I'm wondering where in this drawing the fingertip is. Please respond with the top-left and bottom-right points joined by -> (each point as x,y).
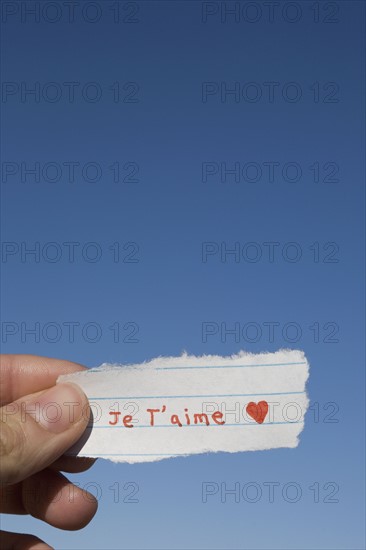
64,486 -> 98,530
1,383 -> 92,485
22,469 -> 98,531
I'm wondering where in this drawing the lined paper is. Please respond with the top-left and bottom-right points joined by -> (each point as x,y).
58,349 -> 309,463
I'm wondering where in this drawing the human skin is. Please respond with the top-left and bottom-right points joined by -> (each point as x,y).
0,355 -> 98,550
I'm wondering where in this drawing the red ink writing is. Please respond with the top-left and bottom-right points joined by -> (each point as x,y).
108,406 -> 226,428
109,411 -> 134,427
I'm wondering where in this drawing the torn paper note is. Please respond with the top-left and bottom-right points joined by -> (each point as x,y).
58,349 -> 309,463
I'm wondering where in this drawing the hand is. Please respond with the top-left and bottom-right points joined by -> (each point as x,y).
0,355 -> 98,550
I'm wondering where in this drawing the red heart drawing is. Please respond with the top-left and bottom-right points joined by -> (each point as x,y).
246,401 -> 269,424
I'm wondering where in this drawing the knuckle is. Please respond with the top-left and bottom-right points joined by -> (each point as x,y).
0,420 -> 17,457
0,418 -> 25,483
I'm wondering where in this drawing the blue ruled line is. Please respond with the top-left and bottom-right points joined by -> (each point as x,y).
156,361 -> 307,370
88,391 -> 305,400
78,453 -> 190,457
90,420 -> 303,429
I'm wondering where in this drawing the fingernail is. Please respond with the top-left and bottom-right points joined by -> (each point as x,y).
26,383 -> 88,434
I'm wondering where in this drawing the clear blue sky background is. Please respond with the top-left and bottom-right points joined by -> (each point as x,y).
1,1 -> 365,548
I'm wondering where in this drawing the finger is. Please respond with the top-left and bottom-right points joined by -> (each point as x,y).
22,469 -> 98,530
49,456 -> 97,473
0,466 -> 98,517
0,355 -> 86,405
0,383 -> 90,484
0,530 -> 52,550
0,459 -> 97,513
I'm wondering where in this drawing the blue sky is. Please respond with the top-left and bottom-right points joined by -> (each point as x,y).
1,1 -> 365,548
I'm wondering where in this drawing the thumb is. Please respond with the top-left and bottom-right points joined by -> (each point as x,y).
0,383 -> 90,484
